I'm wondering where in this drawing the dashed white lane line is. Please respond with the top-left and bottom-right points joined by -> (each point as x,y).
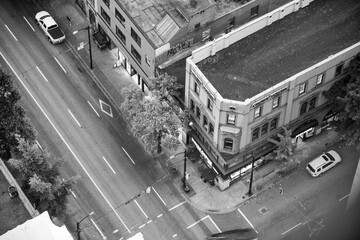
87,101 -> 100,117
122,147 -> 135,164
5,25 -> 18,41
68,109 -> 82,128
186,215 -> 209,229
35,140 -> 43,151
134,200 -> 149,219
23,16 -> 35,31
169,201 -> 186,211
157,214 -> 163,218
1,52 -> 130,233
237,208 -> 258,233
339,194 -> 349,202
139,224 -> 146,229
102,156 -> 116,174
53,56 -> 67,73
90,218 -> 107,239
112,229 -> 119,234
208,215 -> 222,233
172,234 -> 177,238
36,66 -> 48,82
152,187 -> 167,206
282,222 -> 302,235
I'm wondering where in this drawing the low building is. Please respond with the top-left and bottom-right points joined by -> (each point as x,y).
184,0 -> 360,190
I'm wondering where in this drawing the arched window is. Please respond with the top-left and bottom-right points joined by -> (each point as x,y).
224,138 -> 233,150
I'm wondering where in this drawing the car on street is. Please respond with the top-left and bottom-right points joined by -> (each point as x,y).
306,150 -> 341,177
35,11 -> 65,44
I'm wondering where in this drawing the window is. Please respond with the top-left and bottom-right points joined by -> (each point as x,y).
309,97 -> 316,111
316,73 -> 324,85
300,102 -> 308,115
102,0 -> 109,7
196,107 -> 201,119
190,99 -> 195,112
116,26 -> 126,44
131,45 -> 141,63
227,114 -> 236,125
250,5 -> 259,17
252,128 -> 259,141
299,83 -> 306,95
335,64 -> 343,77
203,116 -> 208,130
272,97 -> 280,109
101,7 -> 111,25
224,138 -> 233,150
254,106 -> 262,118
207,98 -> 213,111
209,123 -> 214,135
270,118 -> 277,130
115,8 -> 125,25
131,28 -> 141,47
145,56 -> 151,66
194,81 -> 200,95
261,123 -> 268,136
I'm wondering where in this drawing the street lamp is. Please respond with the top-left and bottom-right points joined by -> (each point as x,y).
76,211 -> 94,240
248,152 -> 255,196
73,26 -> 93,69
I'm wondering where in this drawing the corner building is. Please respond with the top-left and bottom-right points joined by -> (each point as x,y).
184,0 -> 360,190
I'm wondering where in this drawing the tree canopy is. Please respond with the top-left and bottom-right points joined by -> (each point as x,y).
323,53 -> 360,149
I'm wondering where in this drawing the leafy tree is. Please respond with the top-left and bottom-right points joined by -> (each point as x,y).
9,137 -> 79,218
267,126 -> 298,166
152,72 -> 183,102
323,53 -> 360,149
0,70 -> 36,159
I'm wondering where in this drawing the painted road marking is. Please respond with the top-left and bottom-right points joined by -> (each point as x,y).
35,140 -> 43,151
157,214 -> 163,218
99,99 -> 113,118
36,66 -> 48,82
5,25 -> 18,41
68,109 -> 82,128
102,156 -> 116,174
90,218 -> 107,239
208,215 -> 222,233
172,234 -> 177,238
152,187 -> 167,206
122,147 -> 135,164
139,224 -> 146,229
88,101 -> 100,117
134,200 -> 149,219
169,201 -> 186,211
112,229 -> 119,234
282,222 -> 302,235
1,52 -> 130,233
23,16 -> 35,31
339,194 -> 349,202
237,208 -> 258,233
53,56 -> 67,73
186,215 -> 209,229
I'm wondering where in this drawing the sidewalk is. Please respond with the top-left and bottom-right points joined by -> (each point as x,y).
36,0 -> 342,215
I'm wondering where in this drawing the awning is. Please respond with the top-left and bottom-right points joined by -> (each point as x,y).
291,119 -> 318,137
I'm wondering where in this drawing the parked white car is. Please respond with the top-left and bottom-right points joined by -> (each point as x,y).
35,11 -> 65,44
306,150 -> 341,177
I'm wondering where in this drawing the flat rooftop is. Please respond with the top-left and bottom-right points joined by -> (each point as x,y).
197,0 -> 360,101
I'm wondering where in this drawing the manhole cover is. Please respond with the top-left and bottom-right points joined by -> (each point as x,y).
258,207 -> 268,215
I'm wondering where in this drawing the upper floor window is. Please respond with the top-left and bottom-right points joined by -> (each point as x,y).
131,45 -> 141,63
207,98 -> 213,112
145,56 -> 151,66
316,73 -> 324,85
254,106 -> 262,118
194,81 -> 200,95
335,63 -> 343,77
250,5 -> 259,18
102,0 -> 109,7
261,123 -> 269,136
116,26 -> 126,44
252,128 -> 259,141
190,99 -> 195,112
227,114 -> 236,125
272,97 -> 280,109
270,118 -> 278,131
101,7 -> 111,25
131,28 -> 141,47
196,106 -> 201,119
224,138 -> 233,150
299,83 -> 306,95
203,116 -> 208,130
115,8 -> 125,25
309,97 -> 316,111
300,102 -> 308,115
209,123 -> 214,136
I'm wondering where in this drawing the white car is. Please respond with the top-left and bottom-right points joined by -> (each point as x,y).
35,11 -> 65,44
306,150 -> 341,177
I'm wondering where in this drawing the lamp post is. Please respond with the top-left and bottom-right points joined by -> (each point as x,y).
76,211 -> 94,240
248,152 -> 255,196
73,26 -> 93,69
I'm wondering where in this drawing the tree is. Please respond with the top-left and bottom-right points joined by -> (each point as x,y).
323,53 -> 360,149
267,126 -> 298,166
9,137 -> 79,218
0,70 -> 36,159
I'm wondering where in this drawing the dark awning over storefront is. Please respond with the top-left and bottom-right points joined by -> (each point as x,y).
291,119 -> 318,137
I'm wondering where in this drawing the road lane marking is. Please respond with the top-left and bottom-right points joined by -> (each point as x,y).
90,218 -> 107,239
152,187 -> 167,206
237,208 -> 258,233
339,194 -> 349,202
147,220 -> 152,224
99,99 -> 113,118
1,52 -> 130,233
139,224 -> 146,229
172,234 -> 177,238
112,229 -> 119,234
102,156 -> 116,174
36,66 -> 49,82
68,109 -> 82,128
23,16 -> 35,31
122,147 -> 135,164
53,56 -> 67,73
169,201 -> 186,211
208,215 -> 221,233
5,25 -> 18,41
157,214 -> 163,218
186,215 -> 208,229
134,200 -> 149,219
35,140 -> 43,151
282,222 -> 302,235
88,101 -> 100,117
